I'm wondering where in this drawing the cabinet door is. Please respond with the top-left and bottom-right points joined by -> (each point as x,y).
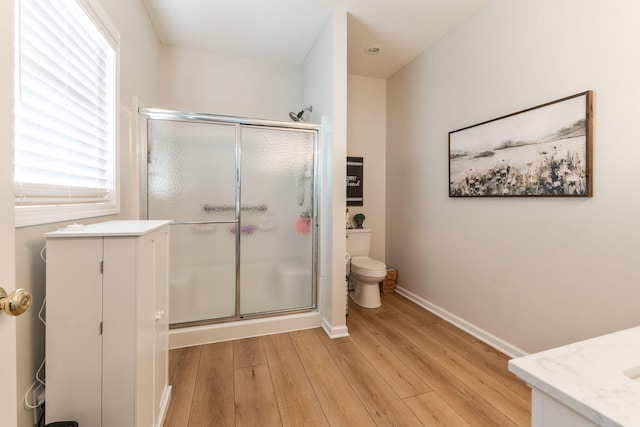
103,237 -> 138,427
136,232 -> 157,427
46,237 -> 103,426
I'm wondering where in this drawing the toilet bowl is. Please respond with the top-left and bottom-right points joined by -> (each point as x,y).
346,228 -> 386,308
350,256 -> 386,308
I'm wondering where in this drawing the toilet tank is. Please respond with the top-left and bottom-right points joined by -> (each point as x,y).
346,228 -> 371,257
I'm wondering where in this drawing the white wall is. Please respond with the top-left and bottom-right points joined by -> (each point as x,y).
159,46 -> 303,121
14,1 -> 161,426
347,74 -> 386,262
386,0 -> 640,355
302,9 -> 349,337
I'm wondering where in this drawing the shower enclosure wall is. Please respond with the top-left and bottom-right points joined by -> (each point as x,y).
139,109 -> 318,328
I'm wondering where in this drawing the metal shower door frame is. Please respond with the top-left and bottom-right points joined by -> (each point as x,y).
138,108 -> 320,326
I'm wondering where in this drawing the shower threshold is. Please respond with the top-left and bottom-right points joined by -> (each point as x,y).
169,306 -> 317,330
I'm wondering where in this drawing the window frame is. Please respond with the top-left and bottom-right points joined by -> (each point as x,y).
14,0 -> 121,228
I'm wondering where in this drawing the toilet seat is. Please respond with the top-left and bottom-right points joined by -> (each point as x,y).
350,256 -> 387,278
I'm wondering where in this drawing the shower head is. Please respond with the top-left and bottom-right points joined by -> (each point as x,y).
289,106 -> 313,122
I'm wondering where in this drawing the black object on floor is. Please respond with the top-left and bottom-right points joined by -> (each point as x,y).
45,422 -> 78,427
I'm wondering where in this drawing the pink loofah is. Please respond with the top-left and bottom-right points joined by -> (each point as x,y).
295,217 -> 311,235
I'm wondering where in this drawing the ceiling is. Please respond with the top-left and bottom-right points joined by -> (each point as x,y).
142,0 -> 490,79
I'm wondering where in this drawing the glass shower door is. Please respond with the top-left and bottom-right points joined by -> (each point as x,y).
144,114 -> 317,326
147,120 -> 237,324
239,127 -> 315,316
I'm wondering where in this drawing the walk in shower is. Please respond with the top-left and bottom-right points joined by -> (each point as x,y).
139,109 -> 318,328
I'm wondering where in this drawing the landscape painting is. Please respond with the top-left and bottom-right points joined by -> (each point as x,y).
449,91 -> 592,197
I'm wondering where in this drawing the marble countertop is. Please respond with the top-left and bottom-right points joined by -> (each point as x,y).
509,326 -> 640,427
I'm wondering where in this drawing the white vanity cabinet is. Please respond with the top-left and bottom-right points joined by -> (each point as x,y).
45,220 -> 172,427
509,326 -> 640,427
529,389 -> 599,426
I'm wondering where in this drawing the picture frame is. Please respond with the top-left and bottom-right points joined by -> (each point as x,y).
449,91 -> 593,197
347,156 -> 364,206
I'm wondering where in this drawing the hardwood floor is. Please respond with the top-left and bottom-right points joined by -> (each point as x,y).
164,292 -> 531,426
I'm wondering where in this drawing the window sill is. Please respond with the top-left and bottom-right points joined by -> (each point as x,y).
15,204 -> 120,228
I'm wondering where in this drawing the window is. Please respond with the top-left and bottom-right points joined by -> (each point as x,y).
14,0 -> 120,227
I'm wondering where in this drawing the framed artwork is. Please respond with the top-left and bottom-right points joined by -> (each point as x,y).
449,91 -> 593,197
347,156 -> 363,206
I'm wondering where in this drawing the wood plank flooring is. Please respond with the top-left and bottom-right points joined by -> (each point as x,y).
164,292 -> 531,426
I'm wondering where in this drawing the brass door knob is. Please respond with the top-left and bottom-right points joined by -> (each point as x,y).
0,287 -> 32,316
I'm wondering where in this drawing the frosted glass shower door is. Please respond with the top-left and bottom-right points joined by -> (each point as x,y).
147,120 -> 237,324
239,127 -> 315,315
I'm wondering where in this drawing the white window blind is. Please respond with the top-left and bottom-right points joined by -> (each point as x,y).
14,0 -> 119,227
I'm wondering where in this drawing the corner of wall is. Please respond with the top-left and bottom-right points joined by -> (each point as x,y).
302,8 -> 348,336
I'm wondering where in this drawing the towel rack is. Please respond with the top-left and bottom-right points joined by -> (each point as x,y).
202,204 -> 268,213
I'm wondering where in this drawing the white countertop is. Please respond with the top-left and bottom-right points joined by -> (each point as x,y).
44,220 -> 172,237
509,326 -> 640,427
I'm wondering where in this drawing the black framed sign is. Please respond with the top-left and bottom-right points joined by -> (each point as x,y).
347,156 -> 363,206
449,91 -> 593,197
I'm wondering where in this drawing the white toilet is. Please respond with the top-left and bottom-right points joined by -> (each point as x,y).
346,228 -> 387,308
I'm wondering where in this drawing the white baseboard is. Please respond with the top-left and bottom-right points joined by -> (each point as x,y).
156,385 -> 172,427
321,318 -> 350,339
394,286 -> 528,358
